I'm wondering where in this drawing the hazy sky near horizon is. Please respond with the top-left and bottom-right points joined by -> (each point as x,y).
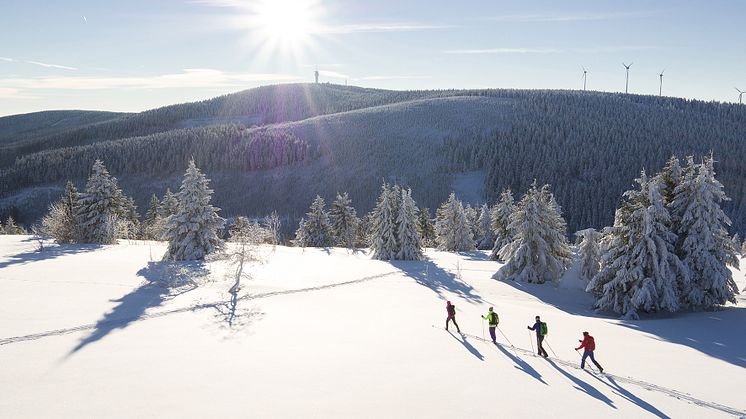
1,0 -> 745,116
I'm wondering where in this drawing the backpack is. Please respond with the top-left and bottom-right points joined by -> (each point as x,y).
539,322 -> 548,336
447,305 -> 455,316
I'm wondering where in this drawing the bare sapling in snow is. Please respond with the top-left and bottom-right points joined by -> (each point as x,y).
588,172 -> 686,319
493,182 -> 570,284
576,228 -> 602,282
396,188 -> 424,260
263,211 -> 282,246
162,159 -> 226,261
329,192 -> 359,248
435,192 -> 475,252
670,156 -> 740,309
490,189 -> 515,260
75,160 -> 127,244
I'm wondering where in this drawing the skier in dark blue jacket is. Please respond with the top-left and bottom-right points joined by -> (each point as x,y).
527,315 -> 549,358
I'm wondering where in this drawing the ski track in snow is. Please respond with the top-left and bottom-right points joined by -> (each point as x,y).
2,265 -> 744,418
0,270 -> 400,346
436,327 -> 746,418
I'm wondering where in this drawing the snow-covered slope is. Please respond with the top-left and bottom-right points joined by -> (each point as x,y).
1,235 -> 744,418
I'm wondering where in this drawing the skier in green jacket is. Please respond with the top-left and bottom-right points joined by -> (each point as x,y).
481,307 -> 499,344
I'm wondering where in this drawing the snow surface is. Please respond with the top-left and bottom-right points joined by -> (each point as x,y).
1,235 -> 745,418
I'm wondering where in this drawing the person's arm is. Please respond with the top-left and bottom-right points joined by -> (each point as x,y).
575,338 -> 586,351
528,322 -> 536,331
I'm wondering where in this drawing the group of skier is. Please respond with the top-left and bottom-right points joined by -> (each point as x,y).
445,301 -> 604,373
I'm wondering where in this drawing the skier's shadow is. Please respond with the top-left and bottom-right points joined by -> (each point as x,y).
447,330 -> 484,361
545,359 -> 615,408
493,343 -> 548,385
585,372 -> 670,418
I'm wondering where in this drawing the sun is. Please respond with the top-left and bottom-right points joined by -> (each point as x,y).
253,0 -> 318,48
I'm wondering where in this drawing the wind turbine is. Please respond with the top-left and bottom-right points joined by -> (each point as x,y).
737,87 -> 745,105
623,62 -> 633,94
581,66 -> 588,91
658,69 -> 665,96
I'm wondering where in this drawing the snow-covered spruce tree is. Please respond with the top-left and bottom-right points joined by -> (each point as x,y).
396,188 -> 423,260
464,203 -> 479,246
159,188 -> 179,219
654,155 -> 683,207
669,156 -> 739,309
540,185 -> 573,266
493,182 -> 571,284
41,181 -> 81,243
76,160 -> 126,244
588,173 -> 685,319
2,216 -> 26,235
370,183 -> 399,260
476,203 -> 494,250
229,216 -> 269,243
162,160 -> 225,261
329,192 -> 359,248
302,195 -> 333,247
435,192 -> 475,252
119,196 -> 140,239
416,207 -> 436,248
733,233 -> 742,257
294,217 -> 309,247
490,189 -> 515,260
354,213 -> 372,248
142,194 -> 162,240
576,228 -> 602,282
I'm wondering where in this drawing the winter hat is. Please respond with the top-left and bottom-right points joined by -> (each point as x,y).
583,331 -> 589,336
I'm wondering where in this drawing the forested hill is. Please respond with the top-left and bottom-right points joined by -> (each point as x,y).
1,83 -> 746,236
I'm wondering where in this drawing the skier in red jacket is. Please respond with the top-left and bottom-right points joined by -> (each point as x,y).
575,331 -> 604,373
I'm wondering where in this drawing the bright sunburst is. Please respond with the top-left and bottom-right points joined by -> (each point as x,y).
254,0 -> 317,47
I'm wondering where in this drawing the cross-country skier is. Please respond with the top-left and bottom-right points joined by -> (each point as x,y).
481,307 -> 499,344
445,301 -> 461,333
527,315 -> 549,358
575,331 -> 604,373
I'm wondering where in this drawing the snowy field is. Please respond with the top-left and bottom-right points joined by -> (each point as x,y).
1,235 -> 745,418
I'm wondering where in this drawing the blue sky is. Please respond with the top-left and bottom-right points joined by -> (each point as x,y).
1,0 -> 745,116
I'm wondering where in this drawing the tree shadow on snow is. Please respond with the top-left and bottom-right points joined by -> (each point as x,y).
499,279 -> 605,318
447,330 -> 484,361
0,243 -> 102,270
585,371 -> 671,418
66,261 -> 207,355
493,343 -> 548,385
617,306 -> 746,370
545,359 -> 616,408
390,258 -> 485,304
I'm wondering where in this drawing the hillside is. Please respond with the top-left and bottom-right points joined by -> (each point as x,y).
1,84 -> 746,237
0,235 -> 744,418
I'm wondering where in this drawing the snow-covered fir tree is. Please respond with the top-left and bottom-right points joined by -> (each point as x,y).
355,213 -> 372,248
159,188 -> 179,219
669,156 -> 740,309
229,216 -> 269,243
76,160 -> 126,244
654,155 -> 683,207
301,195 -> 333,247
493,182 -> 571,284
396,188 -> 423,260
464,203 -> 479,246
576,228 -> 602,282
142,194 -> 162,240
475,203 -> 494,250
435,192 -> 475,252
2,216 -> 26,235
40,181 -> 80,243
370,183 -> 399,260
733,233 -> 742,257
588,172 -> 685,319
162,160 -> 225,261
329,192 -> 358,248
119,196 -> 140,239
416,207 -> 436,248
490,189 -> 515,260
294,217 -> 309,247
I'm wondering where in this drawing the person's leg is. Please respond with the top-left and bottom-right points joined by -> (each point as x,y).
489,327 -> 497,343
589,352 -> 603,371
453,317 -> 461,333
581,351 -> 589,368
538,336 -> 548,357
446,317 -> 451,330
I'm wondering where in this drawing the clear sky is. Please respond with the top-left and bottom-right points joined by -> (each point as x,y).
1,0 -> 745,116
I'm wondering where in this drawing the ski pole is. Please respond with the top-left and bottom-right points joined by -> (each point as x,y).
528,330 -> 535,354
545,338 -> 558,358
575,348 -> 597,373
496,326 -> 514,347
481,318 -> 485,341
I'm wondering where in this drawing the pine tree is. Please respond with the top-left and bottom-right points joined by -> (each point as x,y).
159,188 -> 179,218
142,194 -> 162,240
654,155 -> 683,207
294,217 -> 309,247
302,195 -> 333,247
355,214 -> 372,248
76,160 -> 126,244
2,216 -> 26,235
670,156 -> 740,309
588,173 -> 685,319
162,160 -> 225,261
476,203 -> 494,250
490,189 -> 515,260
329,192 -> 358,248
41,181 -> 80,243
370,183 -> 399,260
576,228 -> 602,281
464,203 -> 479,246
416,207 -> 436,248
435,192 -> 475,252
396,188 -> 424,260
119,195 -> 140,239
